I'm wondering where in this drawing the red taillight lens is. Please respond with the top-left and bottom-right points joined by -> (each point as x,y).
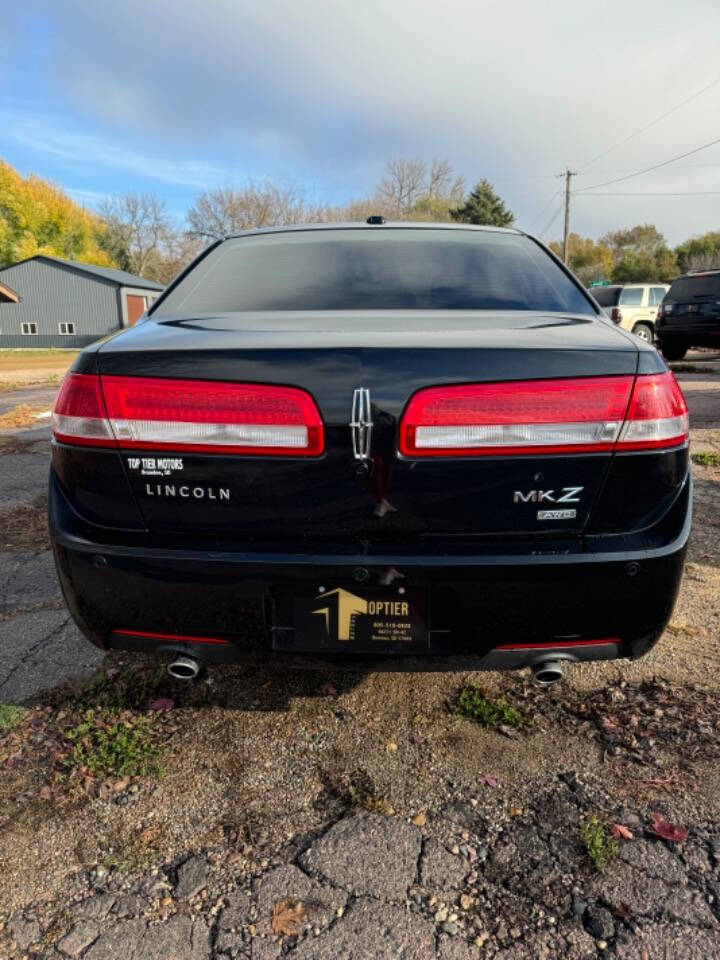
52,373 -> 115,447
611,307 -> 622,323
398,373 -> 688,457
399,376 -> 634,456
53,375 -> 324,456
617,371 -> 688,450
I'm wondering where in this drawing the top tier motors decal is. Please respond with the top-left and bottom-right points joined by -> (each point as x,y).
127,456 -> 184,477
126,457 -> 230,501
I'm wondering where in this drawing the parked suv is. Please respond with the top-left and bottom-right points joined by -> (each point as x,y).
591,284 -> 669,343
657,271 -> 720,361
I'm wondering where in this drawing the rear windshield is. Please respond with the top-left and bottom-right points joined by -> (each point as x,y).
668,274 -> 720,300
591,286 -> 621,307
154,229 -> 596,315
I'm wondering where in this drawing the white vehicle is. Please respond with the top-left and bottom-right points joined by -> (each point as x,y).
591,284 -> 669,343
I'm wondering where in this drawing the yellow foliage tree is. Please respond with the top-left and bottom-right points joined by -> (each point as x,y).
0,160 -> 115,269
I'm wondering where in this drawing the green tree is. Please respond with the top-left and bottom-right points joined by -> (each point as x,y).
600,224 -> 678,282
0,160 -> 113,268
674,231 -> 720,273
549,233 -> 613,285
450,180 -> 514,228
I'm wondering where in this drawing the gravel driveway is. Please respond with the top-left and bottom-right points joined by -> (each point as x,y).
0,362 -> 719,959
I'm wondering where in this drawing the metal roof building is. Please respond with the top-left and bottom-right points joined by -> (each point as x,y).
0,255 -> 164,348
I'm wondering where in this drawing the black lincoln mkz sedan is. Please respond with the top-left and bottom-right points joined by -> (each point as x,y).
50,221 -> 690,683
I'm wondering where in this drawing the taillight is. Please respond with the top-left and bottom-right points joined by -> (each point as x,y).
611,307 -> 622,323
53,373 -> 115,447
398,373 -> 688,457
399,377 -> 634,456
53,374 -> 324,456
656,304 -> 664,321
617,371 -> 689,450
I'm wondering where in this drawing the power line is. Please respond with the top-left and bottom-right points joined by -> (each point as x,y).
575,135 -> 720,193
579,190 -> 720,196
538,200 -> 565,239
528,189 -> 561,232
578,74 -> 720,171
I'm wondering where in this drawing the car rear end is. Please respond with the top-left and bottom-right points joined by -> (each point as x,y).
49,225 -> 691,675
658,271 -> 720,359
589,285 -> 622,323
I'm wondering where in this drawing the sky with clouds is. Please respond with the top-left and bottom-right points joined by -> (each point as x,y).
2,0 -> 720,244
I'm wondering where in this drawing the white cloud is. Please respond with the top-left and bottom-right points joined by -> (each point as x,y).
5,0 -> 720,242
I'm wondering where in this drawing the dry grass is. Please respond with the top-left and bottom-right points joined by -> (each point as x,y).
0,405 -> 51,430
0,350 -> 76,386
0,498 -> 49,552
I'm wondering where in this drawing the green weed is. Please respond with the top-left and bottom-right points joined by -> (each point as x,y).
0,704 -> 26,732
692,451 -> 720,468
456,687 -> 522,728
581,816 -> 619,872
61,709 -> 161,780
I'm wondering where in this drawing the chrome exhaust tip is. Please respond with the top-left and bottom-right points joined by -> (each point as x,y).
531,660 -> 564,686
167,655 -> 200,681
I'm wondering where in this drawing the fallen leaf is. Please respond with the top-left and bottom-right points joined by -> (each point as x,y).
148,698 -> 174,711
113,778 -> 130,792
611,824 -> 634,841
639,772 -> 679,790
498,724 -> 519,739
481,773 -> 499,788
38,785 -> 52,801
320,684 -> 338,698
509,806 -> 523,817
650,813 -> 688,843
272,899 -> 307,936
386,741 -> 398,753
412,813 -> 426,827
601,716 -> 622,735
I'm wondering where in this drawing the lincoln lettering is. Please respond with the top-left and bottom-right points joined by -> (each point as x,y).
144,484 -> 230,501
368,600 -> 409,616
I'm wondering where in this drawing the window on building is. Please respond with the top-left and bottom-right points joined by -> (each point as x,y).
21,322 -> 38,335
58,322 -> 76,335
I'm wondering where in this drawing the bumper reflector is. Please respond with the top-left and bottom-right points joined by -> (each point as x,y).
113,629 -> 231,646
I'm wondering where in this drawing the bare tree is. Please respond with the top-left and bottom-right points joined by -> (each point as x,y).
187,181 -> 314,241
376,158 -> 427,217
99,193 -> 173,278
373,158 -> 465,221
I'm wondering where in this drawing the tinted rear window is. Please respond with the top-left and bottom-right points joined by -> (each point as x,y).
591,287 -> 621,307
155,229 -> 595,315
668,274 -> 720,300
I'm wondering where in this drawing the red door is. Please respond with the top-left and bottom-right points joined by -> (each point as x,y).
126,294 -> 147,326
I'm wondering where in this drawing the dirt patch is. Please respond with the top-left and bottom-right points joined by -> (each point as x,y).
0,351 -> 76,387
0,498 -> 50,552
0,435 -> 34,456
0,406 -> 51,431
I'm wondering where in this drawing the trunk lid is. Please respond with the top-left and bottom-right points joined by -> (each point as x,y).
96,311 -> 640,543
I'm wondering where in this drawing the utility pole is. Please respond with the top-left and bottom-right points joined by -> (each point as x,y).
561,168 -> 576,265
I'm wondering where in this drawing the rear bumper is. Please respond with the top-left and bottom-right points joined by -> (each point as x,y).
49,470 -> 691,672
658,329 -> 720,348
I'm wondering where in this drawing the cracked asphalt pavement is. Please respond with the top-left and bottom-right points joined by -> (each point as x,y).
0,423 -> 103,703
